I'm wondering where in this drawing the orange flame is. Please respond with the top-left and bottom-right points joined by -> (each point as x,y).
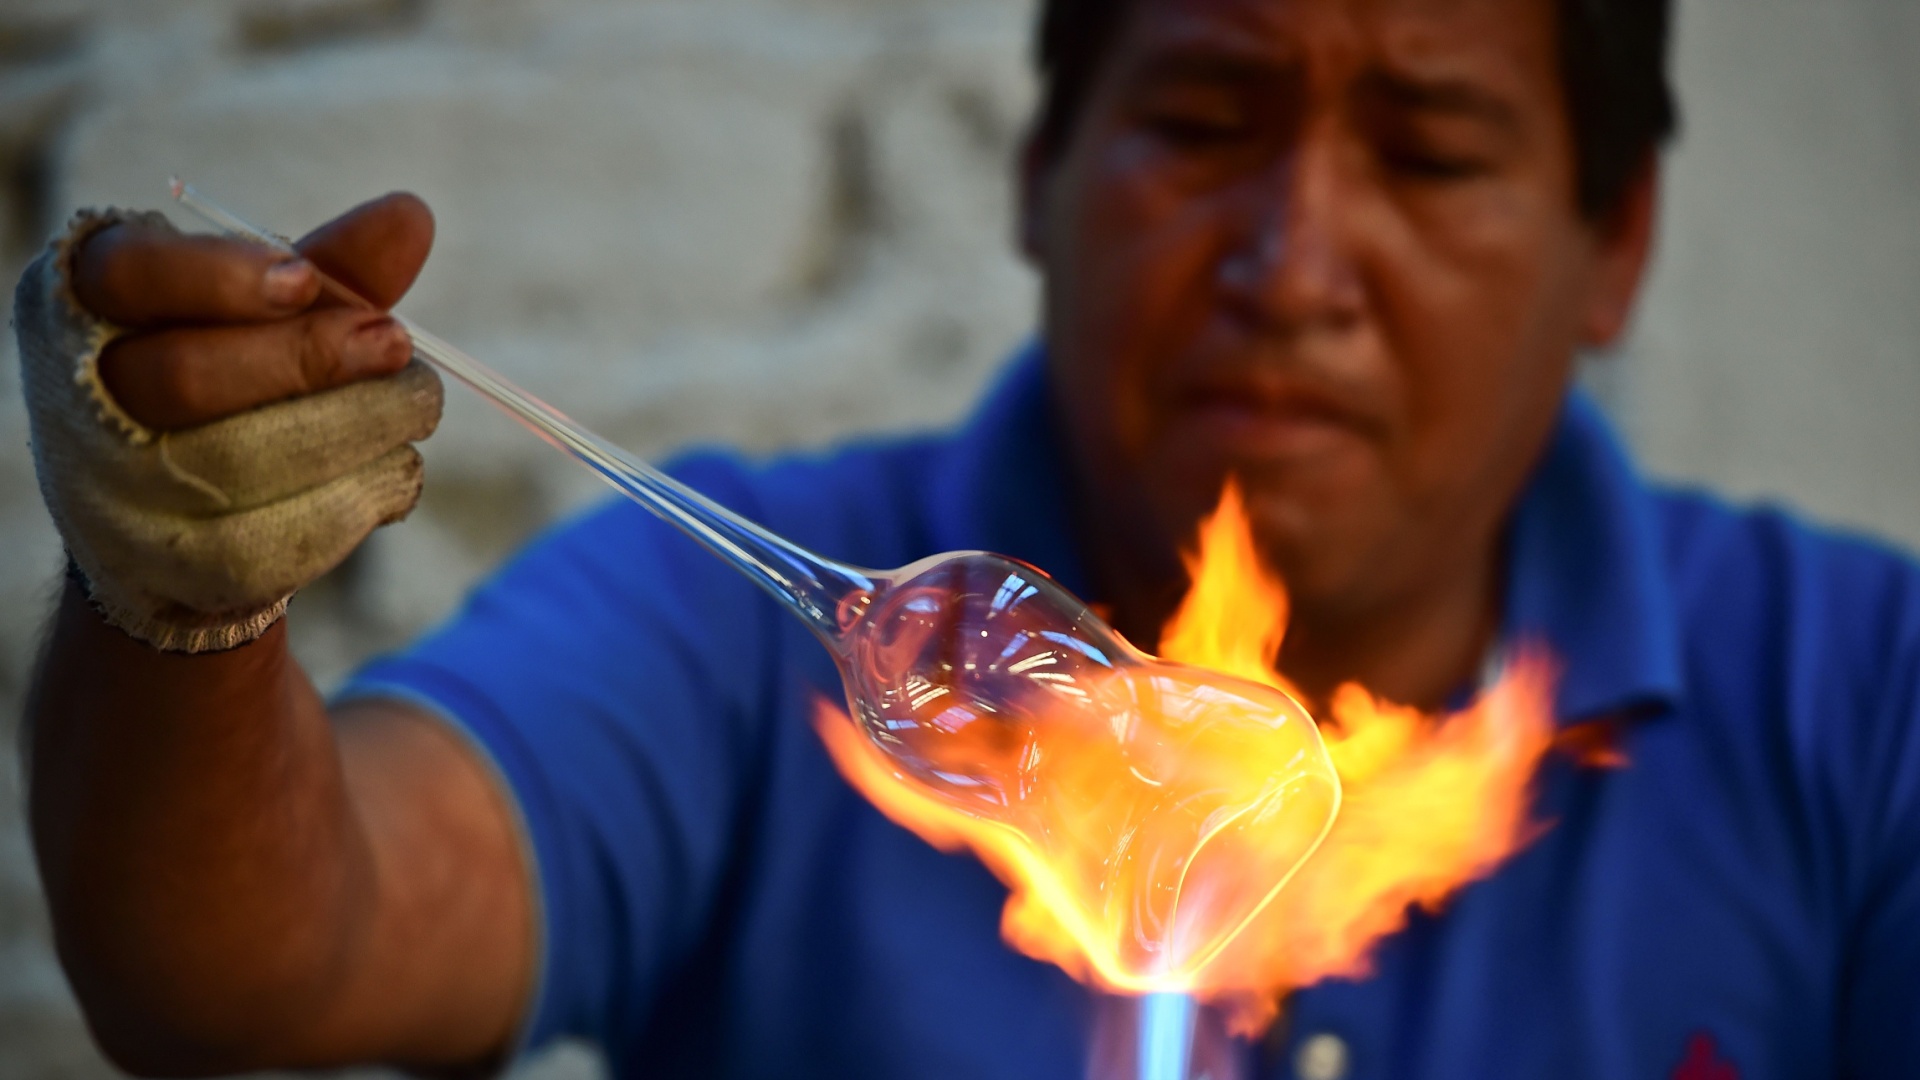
816,483 -> 1560,1027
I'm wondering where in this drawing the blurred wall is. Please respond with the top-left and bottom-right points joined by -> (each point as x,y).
1613,0 -> 1920,546
0,1 -> 1915,1078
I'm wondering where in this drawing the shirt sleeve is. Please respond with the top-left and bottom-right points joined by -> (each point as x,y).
335,453 -> 781,1062
1835,570 -> 1920,1076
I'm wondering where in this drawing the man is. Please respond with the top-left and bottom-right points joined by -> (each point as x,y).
14,0 -> 1920,1077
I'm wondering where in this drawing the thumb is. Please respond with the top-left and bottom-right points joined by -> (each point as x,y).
295,192 -> 436,311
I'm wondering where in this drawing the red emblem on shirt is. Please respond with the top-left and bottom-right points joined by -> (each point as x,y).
1672,1033 -> 1739,1080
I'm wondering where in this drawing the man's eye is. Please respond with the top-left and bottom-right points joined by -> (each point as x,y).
1136,97 -> 1252,146
1149,113 -> 1249,144
1380,144 -> 1489,181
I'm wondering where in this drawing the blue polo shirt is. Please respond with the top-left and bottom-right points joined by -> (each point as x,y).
342,346 -> 1920,1080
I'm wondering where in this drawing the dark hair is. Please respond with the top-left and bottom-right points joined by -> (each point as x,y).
1032,0 -> 1678,220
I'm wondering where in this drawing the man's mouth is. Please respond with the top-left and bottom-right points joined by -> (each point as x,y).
1169,379 -> 1377,462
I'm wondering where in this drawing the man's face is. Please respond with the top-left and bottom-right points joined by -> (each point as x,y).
1026,0 -> 1651,630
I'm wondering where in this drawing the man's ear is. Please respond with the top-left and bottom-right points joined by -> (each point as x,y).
1581,154 -> 1661,349
1017,127 -> 1057,266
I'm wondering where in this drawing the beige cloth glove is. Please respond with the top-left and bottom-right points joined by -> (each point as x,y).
14,208 -> 444,653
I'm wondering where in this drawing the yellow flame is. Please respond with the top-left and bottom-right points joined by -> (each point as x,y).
818,481 -> 1561,1027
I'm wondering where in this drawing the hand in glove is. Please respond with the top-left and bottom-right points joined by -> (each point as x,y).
14,195 -> 444,653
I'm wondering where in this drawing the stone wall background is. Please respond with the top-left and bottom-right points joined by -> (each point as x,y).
0,1 -> 1914,1078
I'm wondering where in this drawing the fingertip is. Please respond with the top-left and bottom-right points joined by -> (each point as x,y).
298,192 -> 436,308
384,191 -> 435,234
379,191 -> 436,274
262,258 -> 319,310
343,315 -> 415,379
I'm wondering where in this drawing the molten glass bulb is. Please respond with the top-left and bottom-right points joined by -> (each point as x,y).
824,551 -> 1341,990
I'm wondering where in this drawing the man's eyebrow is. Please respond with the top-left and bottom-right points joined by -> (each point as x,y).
1361,70 -> 1523,131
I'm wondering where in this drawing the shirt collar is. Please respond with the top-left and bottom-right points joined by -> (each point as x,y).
935,343 -> 1686,725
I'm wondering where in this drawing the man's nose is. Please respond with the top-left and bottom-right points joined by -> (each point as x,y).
1215,139 -> 1365,334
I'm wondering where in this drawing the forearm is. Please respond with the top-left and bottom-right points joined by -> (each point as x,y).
15,195 -> 524,1076
25,578 -> 377,1074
